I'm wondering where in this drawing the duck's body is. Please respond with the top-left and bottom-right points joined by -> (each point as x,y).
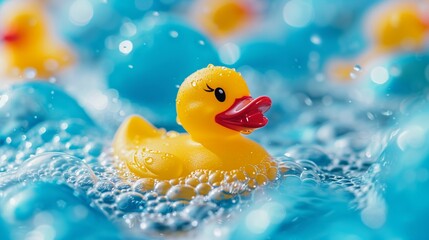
4,43 -> 72,78
114,115 -> 270,180
114,65 -> 273,180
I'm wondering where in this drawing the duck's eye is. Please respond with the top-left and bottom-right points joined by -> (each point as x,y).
215,88 -> 226,102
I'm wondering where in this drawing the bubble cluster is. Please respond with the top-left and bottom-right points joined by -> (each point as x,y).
0,81 -> 402,240
78,152 -> 280,233
0,76 -> 393,239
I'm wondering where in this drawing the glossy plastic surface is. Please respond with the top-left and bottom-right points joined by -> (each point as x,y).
113,65 -> 272,180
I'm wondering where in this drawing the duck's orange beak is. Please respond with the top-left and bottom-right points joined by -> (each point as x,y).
1,29 -> 21,43
215,96 -> 271,133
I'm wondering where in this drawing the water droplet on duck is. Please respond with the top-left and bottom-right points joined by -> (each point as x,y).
166,131 -> 179,138
145,157 -> 153,164
207,64 -> 214,68
176,117 -> 182,126
240,129 -> 253,135
191,81 -> 197,87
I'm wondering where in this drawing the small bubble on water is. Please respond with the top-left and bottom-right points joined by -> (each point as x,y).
120,22 -> 137,37
169,31 -> 179,38
304,97 -> 313,106
310,34 -> 322,45
119,40 -> 133,55
353,65 -> 362,72
350,64 -> 362,79
381,110 -> 393,116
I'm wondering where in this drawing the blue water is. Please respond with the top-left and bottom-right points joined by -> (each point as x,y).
2,75 -> 427,239
1,0 -> 429,239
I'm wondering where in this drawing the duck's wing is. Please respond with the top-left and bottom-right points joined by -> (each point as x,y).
113,115 -> 163,152
127,149 -> 184,180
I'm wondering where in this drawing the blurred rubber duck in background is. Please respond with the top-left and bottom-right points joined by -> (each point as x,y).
113,65 -> 272,180
370,2 -> 428,53
191,0 -> 260,39
328,1 -> 429,81
221,0 -> 378,84
0,1 -> 74,79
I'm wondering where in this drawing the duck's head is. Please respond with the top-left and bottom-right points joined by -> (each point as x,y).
1,4 -> 46,46
176,65 -> 271,141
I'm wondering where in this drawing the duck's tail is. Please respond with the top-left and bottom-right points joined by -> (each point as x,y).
113,115 -> 162,155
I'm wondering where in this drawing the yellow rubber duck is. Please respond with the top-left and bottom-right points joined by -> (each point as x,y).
113,65 -> 272,180
328,2 -> 429,81
0,2 -> 74,79
192,0 -> 256,38
372,3 -> 428,52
